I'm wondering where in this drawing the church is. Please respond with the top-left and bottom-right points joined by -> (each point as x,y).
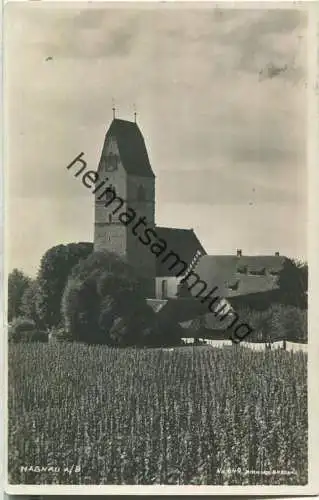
94,115 -> 287,327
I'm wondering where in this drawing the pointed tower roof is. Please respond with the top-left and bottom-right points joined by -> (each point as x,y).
103,118 -> 155,178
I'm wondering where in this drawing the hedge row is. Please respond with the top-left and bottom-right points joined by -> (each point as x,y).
235,304 -> 307,343
9,305 -> 307,345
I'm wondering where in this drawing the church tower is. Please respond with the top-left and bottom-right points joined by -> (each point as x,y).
94,116 -> 156,297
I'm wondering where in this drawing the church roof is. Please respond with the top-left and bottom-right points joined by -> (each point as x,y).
105,118 -> 155,178
190,254 -> 286,299
155,227 -> 207,277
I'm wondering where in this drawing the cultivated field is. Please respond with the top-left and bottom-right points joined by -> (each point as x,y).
8,343 -> 307,485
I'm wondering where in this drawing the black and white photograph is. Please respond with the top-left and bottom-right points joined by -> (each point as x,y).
4,1 -> 317,494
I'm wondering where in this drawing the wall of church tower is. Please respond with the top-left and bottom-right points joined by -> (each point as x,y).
126,175 -> 155,226
94,135 -> 128,255
93,130 -> 156,297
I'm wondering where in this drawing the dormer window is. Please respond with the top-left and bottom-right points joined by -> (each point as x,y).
249,267 -> 266,276
269,269 -> 280,276
237,265 -> 247,274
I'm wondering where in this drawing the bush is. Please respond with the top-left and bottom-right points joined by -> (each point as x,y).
62,251 -> 162,347
61,251 -> 184,348
9,317 -> 48,343
20,331 -> 48,343
151,317 -> 184,347
237,304 -> 307,343
239,307 -> 276,342
278,305 -> 307,342
48,327 -> 73,343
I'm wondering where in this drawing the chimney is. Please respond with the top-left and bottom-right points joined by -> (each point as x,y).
275,251 -> 280,256
237,249 -> 242,257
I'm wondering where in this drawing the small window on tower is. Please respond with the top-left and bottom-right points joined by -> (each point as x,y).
137,185 -> 146,201
109,214 -> 112,223
104,187 -> 115,203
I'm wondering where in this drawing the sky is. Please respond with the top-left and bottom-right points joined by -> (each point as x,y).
5,2 -> 308,277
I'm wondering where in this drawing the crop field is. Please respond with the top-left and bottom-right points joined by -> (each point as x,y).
8,343 -> 307,485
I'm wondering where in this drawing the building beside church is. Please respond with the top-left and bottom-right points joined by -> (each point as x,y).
94,116 -> 287,325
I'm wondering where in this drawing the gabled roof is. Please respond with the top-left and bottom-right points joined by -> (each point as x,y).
155,227 -> 207,277
103,118 -> 155,178
190,254 -> 286,299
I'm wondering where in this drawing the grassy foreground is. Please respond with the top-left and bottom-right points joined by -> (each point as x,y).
8,343 -> 307,485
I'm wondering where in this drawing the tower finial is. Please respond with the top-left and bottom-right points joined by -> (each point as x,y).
112,98 -> 116,119
133,103 -> 137,123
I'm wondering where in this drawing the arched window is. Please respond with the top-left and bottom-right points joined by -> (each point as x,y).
108,214 -> 112,223
137,185 -> 146,201
161,280 -> 168,299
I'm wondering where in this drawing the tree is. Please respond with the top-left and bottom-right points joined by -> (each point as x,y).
277,258 -> 308,309
238,304 -> 307,343
61,250 -> 162,347
36,242 -> 93,329
8,269 -> 32,322
281,306 -> 307,343
20,280 -> 40,324
237,307 -> 271,342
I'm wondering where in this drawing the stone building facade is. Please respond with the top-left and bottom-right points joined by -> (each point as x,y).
94,118 -> 157,296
